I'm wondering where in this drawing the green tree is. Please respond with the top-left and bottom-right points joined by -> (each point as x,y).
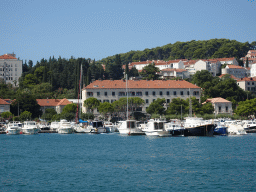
84,97 -> 101,113
98,102 -> 114,119
235,98 -> 256,117
201,102 -> 214,114
20,111 -> 32,121
1,111 -> 13,119
62,103 -> 77,114
146,98 -> 166,115
23,74 -> 38,87
140,63 -> 160,80
10,93 -> 42,118
166,98 -> 188,115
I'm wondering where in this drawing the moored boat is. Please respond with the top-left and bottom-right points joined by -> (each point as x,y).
118,120 -> 145,135
6,122 -> 22,135
22,121 -> 40,134
183,117 -> 215,136
144,118 -> 170,136
87,120 -> 106,134
165,119 -> 185,136
58,119 -> 74,134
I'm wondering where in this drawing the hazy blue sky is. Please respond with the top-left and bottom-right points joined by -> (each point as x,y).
1,0 -> 255,64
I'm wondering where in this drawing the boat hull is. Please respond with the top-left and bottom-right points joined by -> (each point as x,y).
214,127 -> 227,136
22,128 -> 39,135
58,128 -> 73,134
184,124 -> 215,136
6,129 -> 20,135
119,129 -> 145,135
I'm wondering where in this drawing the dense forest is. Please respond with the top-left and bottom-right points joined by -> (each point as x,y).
1,38 -> 256,120
1,38 -> 256,101
98,38 -> 256,64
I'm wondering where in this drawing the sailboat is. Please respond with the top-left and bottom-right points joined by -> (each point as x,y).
117,74 -> 145,135
73,64 -> 91,133
183,89 -> 215,136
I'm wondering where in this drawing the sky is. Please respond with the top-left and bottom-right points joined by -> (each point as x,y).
1,0 -> 256,64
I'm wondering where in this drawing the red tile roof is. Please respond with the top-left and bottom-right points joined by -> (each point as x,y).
36,99 -> 61,106
85,79 -> 200,89
227,65 -> 245,69
57,98 -> 72,106
218,74 -> 240,80
203,97 -> 231,104
0,98 -> 9,105
0,54 -> 17,60
237,77 -> 256,82
161,68 -> 186,72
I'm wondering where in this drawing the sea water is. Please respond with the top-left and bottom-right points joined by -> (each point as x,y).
0,133 -> 256,191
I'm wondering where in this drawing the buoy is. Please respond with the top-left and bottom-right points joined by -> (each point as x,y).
20,131 -> 23,134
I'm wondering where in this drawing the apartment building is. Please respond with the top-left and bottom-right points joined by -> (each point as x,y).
0,53 -> 22,86
82,79 -> 201,114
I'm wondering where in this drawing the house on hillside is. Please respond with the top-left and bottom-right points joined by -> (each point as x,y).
159,68 -> 189,79
82,79 -> 201,115
236,77 -> 256,93
203,97 -> 232,115
194,59 -> 221,76
36,98 -> 72,114
0,98 -> 10,114
0,53 -> 22,86
221,65 -> 247,79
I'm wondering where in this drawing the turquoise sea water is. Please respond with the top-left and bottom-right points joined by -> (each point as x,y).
1,133 -> 256,192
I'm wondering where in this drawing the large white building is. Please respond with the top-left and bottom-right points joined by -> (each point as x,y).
0,53 -> 22,86
221,65 -> 247,79
82,79 -> 201,114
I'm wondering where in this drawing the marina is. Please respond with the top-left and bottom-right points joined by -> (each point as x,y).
1,132 -> 256,191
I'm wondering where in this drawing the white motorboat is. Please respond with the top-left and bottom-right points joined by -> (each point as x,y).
6,122 -> 22,135
165,119 -> 185,136
104,121 -> 118,133
73,121 -> 91,133
144,119 -> 169,136
87,120 -> 106,134
118,120 -> 145,135
22,121 -> 40,134
38,120 -> 50,130
58,119 -> 74,134
242,120 -> 256,130
50,121 -> 60,131
227,122 -> 247,135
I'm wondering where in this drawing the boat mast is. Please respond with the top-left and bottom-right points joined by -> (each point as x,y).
189,88 -> 192,117
76,64 -> 82,124
126,74 -> 128,120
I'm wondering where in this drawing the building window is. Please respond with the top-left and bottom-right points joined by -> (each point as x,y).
153,91 -> 155,96
105,92 -> 107,96
219,106 -> 221,112
146,99 -> 148,104
248,82 -> 250,85
160,91 -> 162,96
129,92 -> 135,96
112,92 -> 115,96
174,91 -> 176,95
145,91 -> 148,96
119,92 -> 125,96
166,91 -> 169,95
111,99 -> 116,103
136,92 -> 142,96
97,92 -> 100,96
153,99 -> 155,102
167,99 -> 170,103
248,87 -> 250,91
180,91 -> 183,95
187,91 -> 190,95
87,92 -> 93,96
253,82 -> 255,85
226,106 -> 228,112
103,99 -> 109,103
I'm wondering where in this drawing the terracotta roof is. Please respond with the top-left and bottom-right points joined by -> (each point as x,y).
84,79 -> 200,89
218,74 -> 240,80
215,57 -> 236,61
227,65 -> 245,69
166,60 -> 182,64
237,77 -> 256,82
36,99 -> 61,106
0,54 -> 17,60
57,98 -> 72,106
0,98 -> 9,105
203,97 -> 231,104
161,68 -> 186,72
